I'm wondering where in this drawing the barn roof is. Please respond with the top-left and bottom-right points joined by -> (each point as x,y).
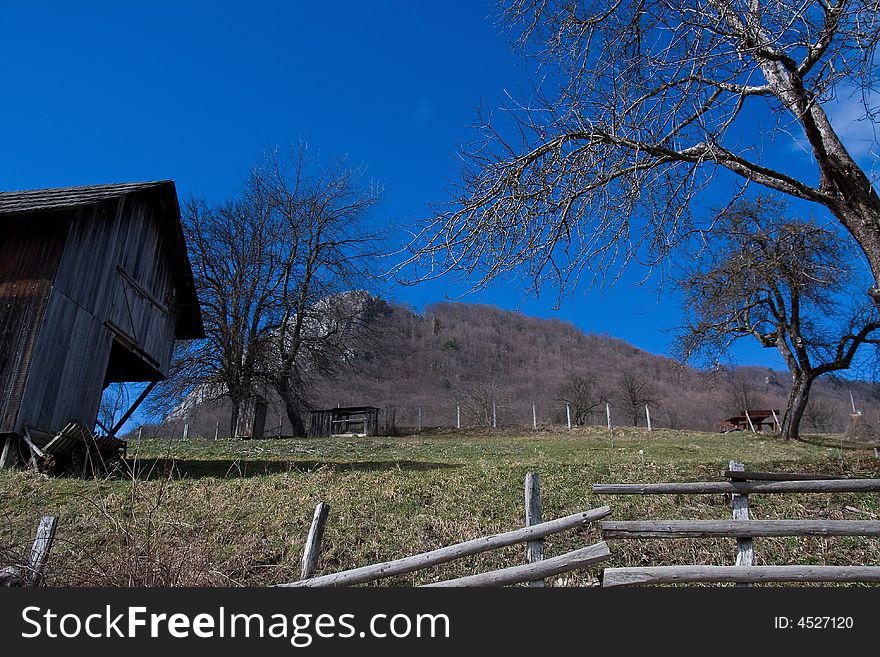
0,180 -> 204,339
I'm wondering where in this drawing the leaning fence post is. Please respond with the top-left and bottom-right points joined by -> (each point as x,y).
301,503 -> 330,580
525,472 -> 544,587
729,460 -> 754,588
26,515 -> 58,586
645,404 -> 652,432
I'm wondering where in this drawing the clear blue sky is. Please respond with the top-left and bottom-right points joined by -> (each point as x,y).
1,1 -> 875,373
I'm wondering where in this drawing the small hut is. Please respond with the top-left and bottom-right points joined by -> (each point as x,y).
0,181 -> 203,468
309,406 -> 381,437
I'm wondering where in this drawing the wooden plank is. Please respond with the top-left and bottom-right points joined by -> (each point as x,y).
276,506 -> 613,588
300,502 -> 330,580
592,479 -> 880,495
600,519 -> 880,538
425,542 -> 611,587
602,565 -> 880,587
0,435 -> 14,469
722,470 -> 848,481
524,472 -> 544,587
729,460 -> 753,589
26,515 -> 58,586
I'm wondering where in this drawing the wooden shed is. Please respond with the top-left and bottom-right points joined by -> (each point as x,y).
0,181 -> 203,467
309,406 -> 381,437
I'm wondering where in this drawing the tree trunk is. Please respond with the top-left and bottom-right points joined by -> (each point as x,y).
781,373 -> 814,441
274,376 -> 307,437
230,401 -> 240,440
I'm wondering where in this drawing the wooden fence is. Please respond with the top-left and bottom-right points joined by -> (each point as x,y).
595,460 -> 880,587
278,472 -> 611,587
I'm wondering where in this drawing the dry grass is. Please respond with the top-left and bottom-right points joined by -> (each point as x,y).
0,426 -> 878,587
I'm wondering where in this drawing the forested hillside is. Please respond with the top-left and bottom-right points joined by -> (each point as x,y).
147,300 -> 877,437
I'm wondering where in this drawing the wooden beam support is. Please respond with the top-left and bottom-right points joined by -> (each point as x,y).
110,380 -> 158,436
603,565 -> 880,587
425,542 -> 611,587
276,506 -> 612,588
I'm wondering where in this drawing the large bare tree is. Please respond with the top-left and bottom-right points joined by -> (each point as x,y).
676,197 -> 880,439
154,145 -> 385,437
249,147 -> 385,436
406,1 -> 880,305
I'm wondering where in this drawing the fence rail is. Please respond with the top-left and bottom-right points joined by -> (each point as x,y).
277,498 -> 611,587
592,479 -> 880,495
600,519 -> 880,539
602,565 -> 880,587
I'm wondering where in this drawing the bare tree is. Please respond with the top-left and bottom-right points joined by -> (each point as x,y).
154,144 -> 385,437
676,197 -> 880,440
150,196 -> 283,436
405,1 -> 880,308
249,146 -> 385,436
617,370 -> 659,426
557,371 -> 607,425
803,395 -> 838,433
456,382 -> 509,427
720,369 -> 766,418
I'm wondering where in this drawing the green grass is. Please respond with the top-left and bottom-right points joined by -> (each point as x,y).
1,425 -> 878,586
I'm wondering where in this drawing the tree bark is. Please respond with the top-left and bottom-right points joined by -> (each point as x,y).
781,372 -> 814,441
230,401 -> 240,440
275,376 -> 307,437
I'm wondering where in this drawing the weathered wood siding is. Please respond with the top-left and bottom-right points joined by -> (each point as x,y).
53,194 -> 178,375
13,288 -> 112,434
0,214 -> 68,433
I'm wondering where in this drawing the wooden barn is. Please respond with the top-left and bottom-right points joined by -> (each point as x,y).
309,406 -> 381,437
0,181 -> 203,468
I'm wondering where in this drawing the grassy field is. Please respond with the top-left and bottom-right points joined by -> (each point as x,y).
1,425 -> 878,586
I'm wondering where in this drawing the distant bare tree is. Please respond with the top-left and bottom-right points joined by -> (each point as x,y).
617,371 -> 659,427
557,371 -> 607,425
457,382 -> 509,427
803,395 -> 838,433
404,1 -> 880,310
722,371 -> 766,418
676,197 -> 880,440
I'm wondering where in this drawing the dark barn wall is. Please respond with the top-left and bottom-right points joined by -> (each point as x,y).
5,190 -> 189,436
0,214 -> 68,433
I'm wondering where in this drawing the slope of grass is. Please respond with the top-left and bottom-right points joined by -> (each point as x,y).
1,426 -> 878,586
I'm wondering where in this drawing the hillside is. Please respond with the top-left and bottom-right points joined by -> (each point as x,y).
149,299 -> 879,438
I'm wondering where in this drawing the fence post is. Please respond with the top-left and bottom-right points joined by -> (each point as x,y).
524,472 -> 544,587
26,515 -> 58,586
492,400 -> 497,428
214,420 -> 220,441
645,404 -> 652,432
532,402 -> 537,429
566,403 -> 571,429
456,404 -> 461,430
301,503 -> 330,580
729,460 -> 754,588
182,423 -> 189,440
418,406 -> 422,432
744,411 -> 756,433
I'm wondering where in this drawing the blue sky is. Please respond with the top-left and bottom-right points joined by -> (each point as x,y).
2,1 -> 877,374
